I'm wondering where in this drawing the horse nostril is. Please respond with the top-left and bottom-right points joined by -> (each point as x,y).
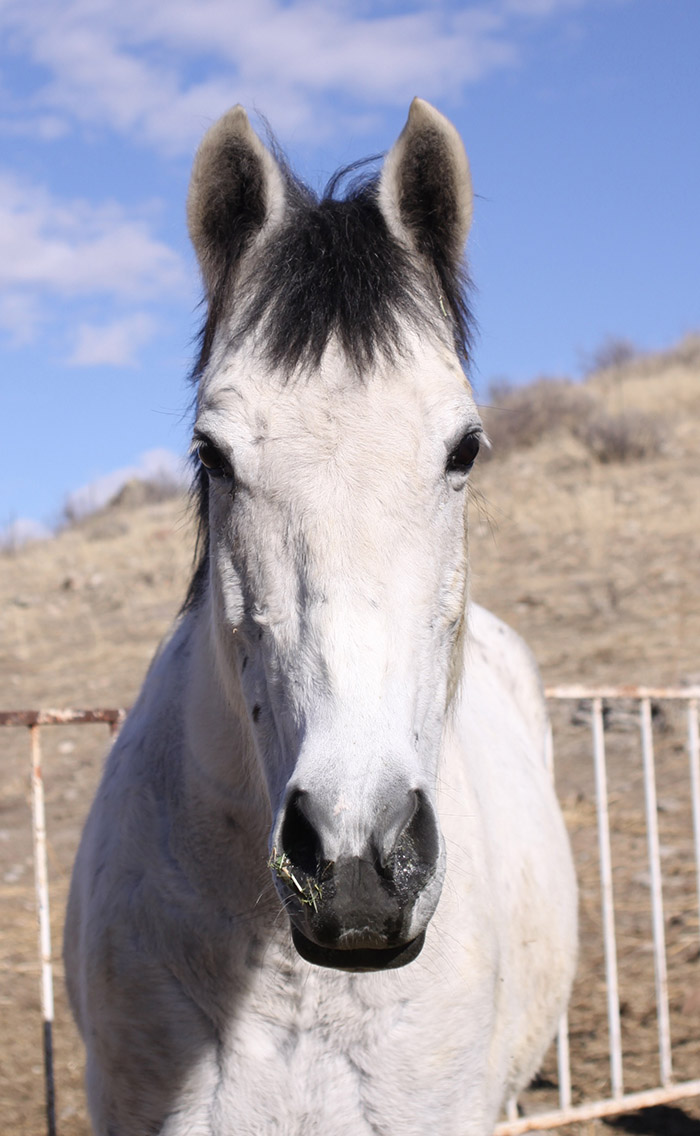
372,789 -> 418,871
403,790 -> 439,873
379,790 -> 439,882
281,791 -> 322,877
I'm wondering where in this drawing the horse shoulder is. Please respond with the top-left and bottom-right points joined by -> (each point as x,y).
464,603 -> 550,759
442,604 -> 577,1100
64,620 -> 239,1128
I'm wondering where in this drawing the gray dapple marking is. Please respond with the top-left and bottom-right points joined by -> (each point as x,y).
65,99 -> 577,1136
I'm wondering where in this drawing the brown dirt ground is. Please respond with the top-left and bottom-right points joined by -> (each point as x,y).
1,340 -> 699,1135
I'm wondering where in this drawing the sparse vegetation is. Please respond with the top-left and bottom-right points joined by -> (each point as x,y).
482,341 -> 669,464
61,473 -> 185,529
483,377 -> 594,457
575,408 -> 665,464
582,334 -> 639,375
106,475 -> 184,511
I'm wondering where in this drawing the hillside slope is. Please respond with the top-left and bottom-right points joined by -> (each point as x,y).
471,334 -> 700,686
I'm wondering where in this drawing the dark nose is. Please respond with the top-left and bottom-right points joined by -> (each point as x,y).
280,787 -> 438,883
273,787 -> 440,950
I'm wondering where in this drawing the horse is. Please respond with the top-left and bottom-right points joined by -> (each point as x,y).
64,98 -> 577,1136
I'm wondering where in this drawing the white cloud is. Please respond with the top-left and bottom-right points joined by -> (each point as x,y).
68,312 -> 159,366
0,172 -> 185,358
0,0 -> 591,365
1,449 -> 189,539
503,0 -> 582,15
64,448 -> 188,519
0,174 -> 184,298
0,0 -> 593,152
0,517 -> 53,549
0,113 -> 69,140
0,291 -> 43,345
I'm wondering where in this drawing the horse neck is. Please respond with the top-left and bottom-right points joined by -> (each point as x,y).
179,597 -> 272,839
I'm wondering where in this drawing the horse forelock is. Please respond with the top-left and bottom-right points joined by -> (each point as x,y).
191,161 -> 474,383
183,157 -> 475,613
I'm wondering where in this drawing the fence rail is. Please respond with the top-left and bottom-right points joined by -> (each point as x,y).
2,688 -> 700,1136
498,685 -> 700,1134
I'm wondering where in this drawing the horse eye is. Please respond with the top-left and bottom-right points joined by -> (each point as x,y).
446,432 -> 480,476
196,440 -> 231,479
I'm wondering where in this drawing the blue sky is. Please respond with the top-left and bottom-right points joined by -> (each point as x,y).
1,0 -> 698,534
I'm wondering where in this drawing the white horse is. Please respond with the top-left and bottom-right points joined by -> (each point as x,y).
64,99 -> 577,1136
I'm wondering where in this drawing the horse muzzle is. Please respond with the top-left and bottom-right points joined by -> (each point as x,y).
291,925 -> 426,971
269,787 -> 443,971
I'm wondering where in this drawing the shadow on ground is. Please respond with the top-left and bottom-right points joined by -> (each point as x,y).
607,1105 -> 700,1134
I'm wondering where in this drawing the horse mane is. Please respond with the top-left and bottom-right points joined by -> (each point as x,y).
183,155 -> 475,612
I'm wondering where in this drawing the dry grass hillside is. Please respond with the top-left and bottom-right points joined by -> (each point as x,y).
471,333 -> 700,687
1,336 -> 699,1136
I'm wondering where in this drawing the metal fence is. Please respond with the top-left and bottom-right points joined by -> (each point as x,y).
0,709 -> 126,1136
2,688 -> 700,1136
497,686 -> 700,1134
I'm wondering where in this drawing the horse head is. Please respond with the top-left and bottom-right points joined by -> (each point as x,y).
187,100 -> 482,971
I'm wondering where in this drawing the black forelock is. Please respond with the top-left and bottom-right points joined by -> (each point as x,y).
191,160 -> 473,382
183,158 -> 474,611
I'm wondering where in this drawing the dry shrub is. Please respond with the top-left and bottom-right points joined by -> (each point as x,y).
574,408 -> 665,464
483,377 -> 665,466
583,334 -> 639,375
61,475 -> 184,530
106,476 -> 183,511
664,332 -> 700,369
483,378 -> 595,457
584,332 -> 700,383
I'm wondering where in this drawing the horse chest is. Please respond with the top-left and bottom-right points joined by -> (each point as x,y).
186,935 -> 498,1136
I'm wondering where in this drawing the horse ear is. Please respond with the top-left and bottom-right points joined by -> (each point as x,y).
378,98 -> 472,272
187,106 -> 286,297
